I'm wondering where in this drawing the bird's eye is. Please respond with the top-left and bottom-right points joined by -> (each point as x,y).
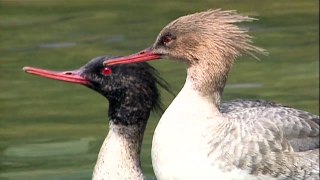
162,34 -> 175,46
101,67 -> 112,76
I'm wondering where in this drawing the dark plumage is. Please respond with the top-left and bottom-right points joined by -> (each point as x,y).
23,56 -> 172,179
80,56 -> 170,125
24,56 -> 171,125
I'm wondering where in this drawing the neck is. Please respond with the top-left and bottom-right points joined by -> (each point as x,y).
92,119 -> 147,180
186,55 -> 233,106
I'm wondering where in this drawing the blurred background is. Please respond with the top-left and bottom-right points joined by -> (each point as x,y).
1,0 -> 319,179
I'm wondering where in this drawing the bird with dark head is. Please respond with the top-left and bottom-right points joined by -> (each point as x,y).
103,9 -> 319,179
23,56 -> 171,180
82,57 -> 166,126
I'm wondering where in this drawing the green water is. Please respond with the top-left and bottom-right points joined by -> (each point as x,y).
1,0 -> 319,179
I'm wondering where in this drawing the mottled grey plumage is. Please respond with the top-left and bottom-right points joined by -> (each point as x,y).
221,99 -> 319,152
211,100 -> 320,179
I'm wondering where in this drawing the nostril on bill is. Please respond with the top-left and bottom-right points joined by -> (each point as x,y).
64,72 -> 73,75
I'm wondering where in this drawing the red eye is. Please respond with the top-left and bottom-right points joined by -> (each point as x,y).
163,36 -> 172,45
102,67 -> 112,76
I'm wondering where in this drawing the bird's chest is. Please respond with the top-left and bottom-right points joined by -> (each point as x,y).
151,108 -> 219,179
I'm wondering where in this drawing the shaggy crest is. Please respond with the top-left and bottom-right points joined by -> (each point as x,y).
158,9 -> 268,60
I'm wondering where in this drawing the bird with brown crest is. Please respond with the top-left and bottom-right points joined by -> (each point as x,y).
104,9 -> 319,179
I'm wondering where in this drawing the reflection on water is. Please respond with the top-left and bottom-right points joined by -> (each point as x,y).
1,138 -> 96,180
39,42 -> 77,49
4,138 -> 94,157
226,83 -> 263,89
1,168 -> 92,180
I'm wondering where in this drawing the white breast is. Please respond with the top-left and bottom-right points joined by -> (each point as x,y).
152,80 -> 223,179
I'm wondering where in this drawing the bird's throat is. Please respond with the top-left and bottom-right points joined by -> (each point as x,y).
92,122 -> 146,180
187,58 -> 232,106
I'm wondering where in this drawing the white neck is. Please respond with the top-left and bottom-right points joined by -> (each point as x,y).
170,77 -> 221,116
152,78 -> 226,179
92,122 -> 145,180
186,54 -> 233,106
